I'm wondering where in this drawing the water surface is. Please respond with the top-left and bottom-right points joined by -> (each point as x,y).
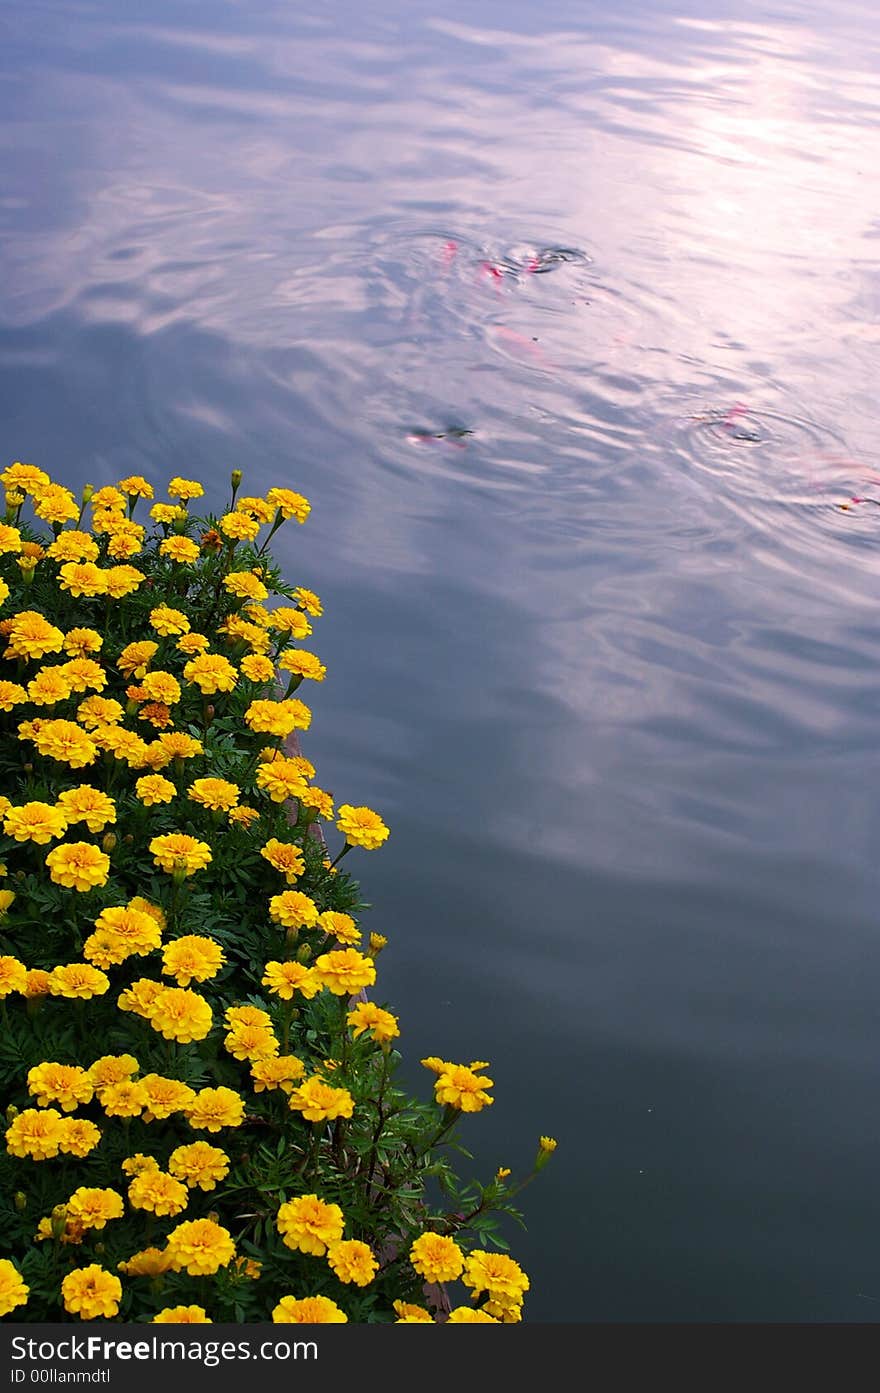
3,0 -> 880,1320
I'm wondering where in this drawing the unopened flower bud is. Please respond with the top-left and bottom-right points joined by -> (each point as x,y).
172,856 -> 189,886
102,832 -> 117,854
51,1205 -> 68,1239
123,834 -> 134,846
296,942 -> 312,964
535,1135 -> 558,1171
14,1191 -> 27,1211
231,469 -> 242,490
82,484 -> 94,504
368,933 -> 388,957
6,1104 -> 18,1123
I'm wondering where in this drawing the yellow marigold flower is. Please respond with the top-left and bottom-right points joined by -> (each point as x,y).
2,462 -> 49,493
219,511 -> 259,542
118,474 -> 154,498
76,695 -> 122,728
447,1307 -> 499,1322
347,1001 -> 400,1044
4,801 -> 68,844
292,586 -> 322,616
393,1301 -> 433,1323
432,1062 -> 494,1113
270,606 -> 312,638
147,986 -> 213,1043
150,503 -> 186,525
104,564 -> 145,598
326,1240 -> 377,1287
277,649 -> 326,682
140,1075 -> 197,1121
27,666 -> 72,705
149,832 -> 212,876
539,1135 -> 557,1153
61,658 -> 106,694
31,719 -> 97,767
250,1054 -> 306,1093
0,523 -> 23,555
168,1141 -> 230,1191
118,639 -> 158,677
101,1080 -> 150,1118
336,804 -> 389,850
27,1062 -> 94,1111
6,1107 -> 66,1160
245,697 -> 311,736
120,1154 -> 159,1177
24,967 -> 52,997
183,652 -> 237,694
266,486 -> 310,523
317,910 -> 360,945
0,578 -> 8,607
149,604 -> 190,637
238,654 -> 274,685
268,890 -> 319,930
82,930 -> 129,971
312,948 -> 376,997
7,610 -> 64,660
254,758 -> 309,802
483,1296 -> 523,1323
57,786 -> 116,833
117,977 -> 164,1016
300,785 -> 334,820
135,773 -> 176,806
34,484 -> 79,525
118,1247 -> 171,1277
86,723 -> 151,764
138,701 -> 173,729
288,1076 -> 353,1123
160,536 -> 200,564
186,1086 -> 245,1132
106,532 -> 142,560
49,962 -> 110,999
218,615 -> 271,652
174,635 -> 208,660
162,935 -> 225,986
187,777 -> 240,813
231,1256 -> 262,1280
47,535 -> 99,565
57,561 -> 108,598
166,1218 -> 235,1276
128,1170 -> 189,1217
260,839 -> 305,881
62,629 -> 102,660
261,961 -> 318,1003
57,1117 -> 102,1158
154,1306 -> 211,1323
410,1233 -> 465,1284
90,485 -> 126,511
87,1054 -> 139,1094
223,571 -> 269,601
0,1260 -> 29,1317
45,841 -> 110,891
66,1187 -> 124,1230
462,1250 -> 530,1306
276,1195 -> 344,1257
141,669 -> 181,705
130,895 -> 165,929
228,804 -> 260,827
235,495 -> 274,522
272,1295 -> 347,1324
225,1003 -> 271,1029
61,1264 -> 121,1320
148,730 -> 204,766
224,1023 -> 278,1062
93,904 -> 162,955
167,476 -> 204,501
0,955 -> 27,998
0,679 -> 26,711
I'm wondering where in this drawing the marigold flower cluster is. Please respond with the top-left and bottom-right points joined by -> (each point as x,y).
0,462 -> 547,1325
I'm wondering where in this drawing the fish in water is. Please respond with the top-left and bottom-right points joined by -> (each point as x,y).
406,427 -> 474,447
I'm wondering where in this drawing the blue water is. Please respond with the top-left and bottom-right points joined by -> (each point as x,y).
3,0 -> 880,1320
